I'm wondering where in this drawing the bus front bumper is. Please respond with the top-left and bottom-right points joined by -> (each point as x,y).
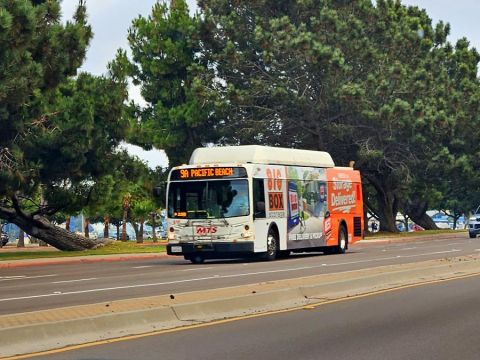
167,242 -> 255,258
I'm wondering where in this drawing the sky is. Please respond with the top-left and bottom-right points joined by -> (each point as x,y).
60,0 -> 480,168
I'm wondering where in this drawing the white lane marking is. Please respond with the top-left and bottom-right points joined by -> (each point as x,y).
181,267 -> 214,272
0,274 -> 57,282
400,247 -> 417,251
52,278 -> 97,284
132,266 -> 154,269
0,249 -> 462,303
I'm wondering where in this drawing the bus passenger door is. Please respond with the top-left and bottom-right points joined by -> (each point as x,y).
253,178 -> 270,252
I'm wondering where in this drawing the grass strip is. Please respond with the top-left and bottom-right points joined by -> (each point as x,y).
0,241 -> 165,262
365,229 -> 466,239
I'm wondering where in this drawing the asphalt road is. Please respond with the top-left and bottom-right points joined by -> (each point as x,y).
1,233 -> 479,315
31,271 -> 480,360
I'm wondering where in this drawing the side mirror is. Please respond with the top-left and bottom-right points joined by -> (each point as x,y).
153,183 -> 165,199
325,211 -> 330,219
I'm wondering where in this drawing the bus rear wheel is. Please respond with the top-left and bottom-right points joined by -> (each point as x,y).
336,225 -> 347,254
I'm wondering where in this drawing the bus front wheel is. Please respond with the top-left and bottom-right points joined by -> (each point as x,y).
264,231 -> 278,261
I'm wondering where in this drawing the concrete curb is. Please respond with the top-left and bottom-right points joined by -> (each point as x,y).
1,255 -> 480,358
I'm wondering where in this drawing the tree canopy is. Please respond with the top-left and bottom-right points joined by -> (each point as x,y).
118,0 -> 480,231
0,1 -> 133,249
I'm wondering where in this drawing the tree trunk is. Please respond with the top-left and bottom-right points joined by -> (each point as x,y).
0,205 -> 102,251
121,209 -> 128,241
375,190 -> 398,232
65,216 -> 71,231
137,217 -> 144,244
452,214 -> 460,230
116,223 -> 120,240
131,220 -> 140,243
364,174 -> 398,232
84,217 -> 90,238
151,212 -> 157,243
103,216 -> 110,239
377,206 -> 397,232
405,200 -> 438,230
17,229 -> 25,247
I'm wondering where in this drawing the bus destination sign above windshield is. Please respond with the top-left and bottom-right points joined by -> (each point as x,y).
171,167 -> 247,180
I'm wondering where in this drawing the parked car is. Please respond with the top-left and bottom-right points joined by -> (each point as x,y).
109,233 -> 130,240
468,207 -> 480,238
411,223 -> 424,232
434,219 -> 451,229
1,230 -> 9,246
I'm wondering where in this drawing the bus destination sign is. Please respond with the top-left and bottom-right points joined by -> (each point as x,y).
171,167 -> 247,180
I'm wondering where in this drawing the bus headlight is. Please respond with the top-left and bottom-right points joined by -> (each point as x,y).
241,230 -> 253,238
168,227 -> 175,241
241,225 -> 252,238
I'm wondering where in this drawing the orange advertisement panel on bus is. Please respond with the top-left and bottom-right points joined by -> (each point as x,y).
326,168 -> 362,214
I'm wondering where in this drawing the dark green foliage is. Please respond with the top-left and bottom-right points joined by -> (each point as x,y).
195,0 -> 480,230
113,0 -> 219,166
0,1 -> 135,249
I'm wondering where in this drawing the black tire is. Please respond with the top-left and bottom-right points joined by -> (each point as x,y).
264,231 -> 278,261
336,225 -> 347,254
190,255 -> 205,264
323,247 -> 334,255
469,232 -> 476,239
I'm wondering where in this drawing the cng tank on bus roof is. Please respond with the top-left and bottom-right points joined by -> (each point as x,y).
189,145 -> 335,168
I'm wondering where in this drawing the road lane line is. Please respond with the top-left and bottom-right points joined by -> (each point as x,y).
0,249 -> 462,303
132,266 -> 154,269
181,267 -> 214,272
52,278 -> 97,284
0,274 -> 58,282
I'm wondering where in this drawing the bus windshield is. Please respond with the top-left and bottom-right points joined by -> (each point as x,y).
168,180 -> 249,219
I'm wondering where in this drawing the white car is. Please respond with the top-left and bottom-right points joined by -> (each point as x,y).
468,209 -> 480,238
434,220 -> 451,229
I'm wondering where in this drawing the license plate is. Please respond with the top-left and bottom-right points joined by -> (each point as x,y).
170,246 -> 182,253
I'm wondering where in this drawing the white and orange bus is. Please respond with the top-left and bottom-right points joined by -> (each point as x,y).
165,145 -> 364,263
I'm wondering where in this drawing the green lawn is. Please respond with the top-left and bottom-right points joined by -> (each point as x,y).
0,241 -> 166,262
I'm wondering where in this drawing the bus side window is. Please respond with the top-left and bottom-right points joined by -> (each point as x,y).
253,179 -> 266,219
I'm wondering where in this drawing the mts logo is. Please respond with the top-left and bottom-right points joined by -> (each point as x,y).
196,226 -> 218,234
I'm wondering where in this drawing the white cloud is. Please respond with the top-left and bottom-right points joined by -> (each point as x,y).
119,142 -> 169,169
